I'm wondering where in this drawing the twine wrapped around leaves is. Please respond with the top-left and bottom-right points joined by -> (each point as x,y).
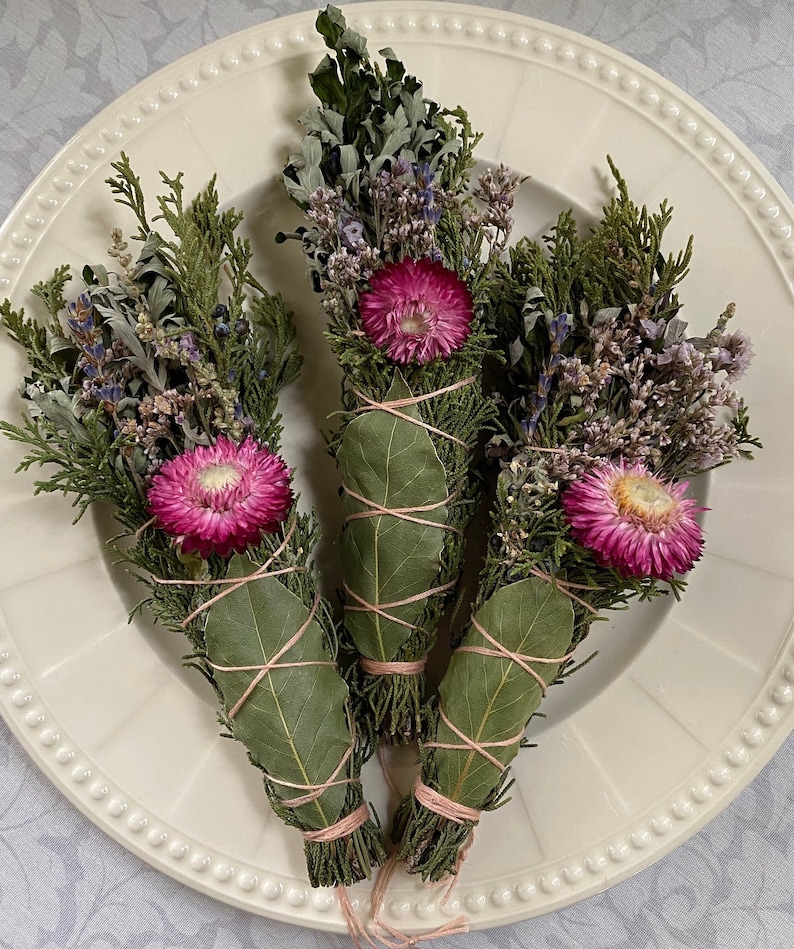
201,529 -> 386,887
337,373 -> 482,743
393,577 -> 575,881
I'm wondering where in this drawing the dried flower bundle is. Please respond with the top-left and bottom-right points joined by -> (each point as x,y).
281,6 -> 518,744
1,156 -> 384,888
393,162 -> 759,881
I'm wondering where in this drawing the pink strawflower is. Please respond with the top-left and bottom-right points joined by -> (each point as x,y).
561,461 -> 706,581
358,256 -> 473,364
148,435 -> 292,559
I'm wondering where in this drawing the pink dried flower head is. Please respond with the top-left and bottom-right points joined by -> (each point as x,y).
357,256 -> 473,365
148,435 -> 292,559
561,460 -> 706,581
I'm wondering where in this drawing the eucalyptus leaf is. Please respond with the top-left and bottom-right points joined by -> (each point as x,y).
522,309 -> 541,337
47,333 -> 78,358
401,88 -> 427,127
145,274 -> 175,321
309,54 -> 345,110
508,338 -> 525,368
339,26 -> 368,56
338,144 -> 359,176
593,306 -> 623,325
84,263 -> 110,287
664,315 -> 688,343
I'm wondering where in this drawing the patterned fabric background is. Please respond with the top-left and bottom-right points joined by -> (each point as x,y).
2,1 -> 794,946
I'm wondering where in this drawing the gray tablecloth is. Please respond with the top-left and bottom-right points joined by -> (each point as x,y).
2,1 -> 794,946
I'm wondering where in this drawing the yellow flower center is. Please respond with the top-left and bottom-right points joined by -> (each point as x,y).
400,303 -> 431,335
197,462 -> 242,491
613,474 -> 675,523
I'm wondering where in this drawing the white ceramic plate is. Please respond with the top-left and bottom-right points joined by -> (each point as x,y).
1,2 -> 793,935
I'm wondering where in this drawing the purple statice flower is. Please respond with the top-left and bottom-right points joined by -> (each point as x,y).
639,318 -> 666,341
472,164 -> 521,246
709,328 -> 753,379
339,216 -> 364,249
654,339 -> 705,375
392,156 -> 412,177
178,332 -> 201,363
307,187 -> 345,247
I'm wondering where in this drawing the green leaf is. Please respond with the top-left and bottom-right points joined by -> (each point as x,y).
316,5 -> 350,51
309,54 -> 346,110
29,389 -> 94,445
95,305 -> 167,391
204,556 -> 352,831
381,48 -> 405,83
337,373 -> 449,663
433,576 -> 575,808
146,274 -> 175,321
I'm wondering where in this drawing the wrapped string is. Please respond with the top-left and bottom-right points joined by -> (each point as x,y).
350,375 -> 478,451
457,613 -> 576,697
344,580 -> 457,632
207,592 -> 324,718
360,657 -> 427,676
413,775 -> 480,825
151,517 -> 303,627
528,565 -> 602,615
342,485 -> 463,535
302,803 -> 371,843
426,704 -> 526,772
153,521 -> 373,846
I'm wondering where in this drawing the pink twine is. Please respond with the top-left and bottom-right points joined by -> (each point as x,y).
210,592 -> 322,719
337,887 -> 374,949
409,777 -> 481,896
359,657 -> 427,676
351,375 -> 478,451
302,803 -> 371,843
342,484 -> 463,535
528,565 -> 601,615
150,518 -> 302,627
369,852 -> 470,947
262,716 -> 359,809
425,704 -> 525,773
134,516 -> 157,539
412,776 -> 480,825
344,579 -> 457,632
457,614 -> 576,697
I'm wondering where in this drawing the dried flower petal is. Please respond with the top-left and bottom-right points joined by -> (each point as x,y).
358,256 -> 473,364
561,460 -> 705,580
148,435 -> 292,558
